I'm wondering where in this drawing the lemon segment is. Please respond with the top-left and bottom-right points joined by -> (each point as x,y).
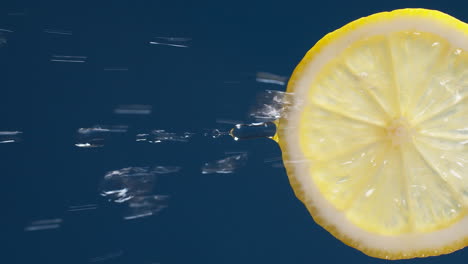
414,135 -> 468,205
403,43 -> 468,125
390,31 -> 452,118
342,35 -> 400,117
310,57 -> 389,127
311,142 -> 388,211
400,142 -> 464,232
277,8 -> 468,259
418,98 -> 468,140
346,145 -> 410,235
299,104 -> 385,161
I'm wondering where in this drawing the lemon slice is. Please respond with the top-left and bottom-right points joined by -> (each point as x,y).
276,8 -> 468,259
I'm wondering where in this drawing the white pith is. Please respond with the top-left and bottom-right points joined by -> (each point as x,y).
284,15 -> 468,254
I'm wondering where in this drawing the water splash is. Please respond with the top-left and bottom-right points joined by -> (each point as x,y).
24,218 -> 62,232
149,37 -> 191,48
50,55 -> 87,63
67,204 -> 98,212
152,166 -> 181,174
7,12 -> 27,16
215,118 -> 243,125
43,28 -> 73,35
78,126 -> 128,134
114,104 -> 152,115
75,125 -> 128,148
154,37 -> 192,42
255,72 -> 288,86
89,251 -> 124,263
100,166 -> 177,219
123,195 -> 169,220
103,67 -> 129,71
229,122 -> 276,141
0,33 -> 7,47
249,90 -> 294,122
136,130 -> 194,143
201,153 -> 248,174
203,129 -> 230,139
0,131 -> 23,144
100,166 -> 162,203
264,157 -> 284,169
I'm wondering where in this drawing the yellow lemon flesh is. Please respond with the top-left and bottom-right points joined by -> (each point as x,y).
276,8 -> 468,259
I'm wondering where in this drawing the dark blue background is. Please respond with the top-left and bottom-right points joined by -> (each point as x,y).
2,1 -> 468,263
